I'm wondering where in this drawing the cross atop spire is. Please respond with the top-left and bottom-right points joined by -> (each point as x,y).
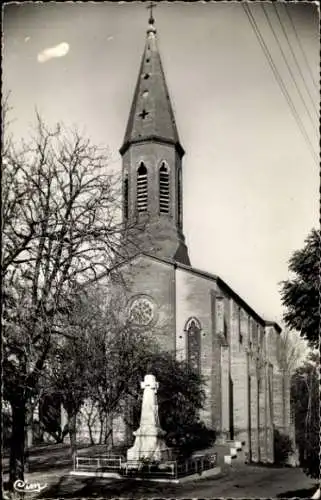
120,1 -> 183,156
147,1 -> 157,25
146,2 -> 157,34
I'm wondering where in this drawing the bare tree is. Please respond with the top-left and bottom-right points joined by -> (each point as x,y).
277,329 -> 310,375
45,284 -> 152,455
2,109 -> 140,487
83,286 -> 154,445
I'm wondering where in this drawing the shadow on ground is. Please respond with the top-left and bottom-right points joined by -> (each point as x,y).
38,476 -> 184,499
277,485 -> 318,499
2,443 -> 110,474
3,456 -> 72,475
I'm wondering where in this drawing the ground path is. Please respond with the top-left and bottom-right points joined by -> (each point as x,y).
2,444 -> 317,498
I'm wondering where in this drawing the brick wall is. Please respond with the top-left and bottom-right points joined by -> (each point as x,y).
175,267 -> 218,428
122,255 -> 176,352
265,325 -> 287,434
220,345 -> 230,439
258,363 -> 267,462
123,142 -> 180,222
229,300 -> 249,448
210,292 -> 223,432
101,258 -> 289,462
266,362 -> 274,462
249,350 -> 260,462
122,142 -> 190,265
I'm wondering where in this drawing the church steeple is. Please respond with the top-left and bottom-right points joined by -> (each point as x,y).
120,7 -> 190,266
120,9 -> 184,157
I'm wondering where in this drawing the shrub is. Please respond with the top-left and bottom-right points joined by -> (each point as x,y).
130,352 -> 216,459
274,429 -> 293,465
166,421 -> 216,459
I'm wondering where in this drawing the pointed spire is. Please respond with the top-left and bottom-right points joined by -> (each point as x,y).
120,4 -> 184,156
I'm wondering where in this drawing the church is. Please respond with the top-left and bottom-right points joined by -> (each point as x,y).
80,10 -> 293,464
103,10 -> 295,463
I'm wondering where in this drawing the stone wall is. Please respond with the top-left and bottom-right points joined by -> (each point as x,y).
76,401 -> 128,446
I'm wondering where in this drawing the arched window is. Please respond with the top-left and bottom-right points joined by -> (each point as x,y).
185,317 -> 201,375
124,176 -> 129,219
137,162 -> 148,212
159,162 -> 170,214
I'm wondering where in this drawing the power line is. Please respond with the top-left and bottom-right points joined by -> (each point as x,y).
283,3 -> 318,93
272,3 -> 319,117
262,3 -> 318,129
242,3 -> 318,166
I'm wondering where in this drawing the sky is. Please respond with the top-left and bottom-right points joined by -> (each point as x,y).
3,1 -> 319,325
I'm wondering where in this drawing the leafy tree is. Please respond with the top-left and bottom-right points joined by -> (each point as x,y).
280,229 -> 319,346
273,429 -> 293,466
291,351 -> 319,479
2,108 -> 140,488
128,352 -> 216,458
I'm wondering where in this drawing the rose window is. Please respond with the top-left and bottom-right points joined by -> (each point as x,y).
129,297 -> 155,326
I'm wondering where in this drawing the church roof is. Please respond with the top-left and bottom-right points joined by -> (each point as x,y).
119,14 -> 184,156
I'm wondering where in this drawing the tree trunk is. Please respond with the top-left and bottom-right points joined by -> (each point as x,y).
104,413 -> 113,446
68,413 -> 77,462
89,424 -> 95,445
99,415 -> 104,445
24,428 -> 30,473
104,427 -> 112,445
24,401 -> 34,473
86,404 -> 96,445
9,400 -> 26,489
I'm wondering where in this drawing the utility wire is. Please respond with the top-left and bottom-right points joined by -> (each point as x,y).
261,3 -> 317,132
284,3 -> 319,92
272,3 -> 318,117
242,3 -> 318,166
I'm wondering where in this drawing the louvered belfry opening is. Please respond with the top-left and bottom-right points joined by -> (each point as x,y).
137,162 -> 148,212
124,176 -> 129,219
159,162 -> 170,214
177,168 -> 182,227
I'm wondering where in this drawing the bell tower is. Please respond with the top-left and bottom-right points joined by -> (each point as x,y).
119,7 -> 190,266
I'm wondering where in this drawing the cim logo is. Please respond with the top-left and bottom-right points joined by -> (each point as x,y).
14,479 -> 48,494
